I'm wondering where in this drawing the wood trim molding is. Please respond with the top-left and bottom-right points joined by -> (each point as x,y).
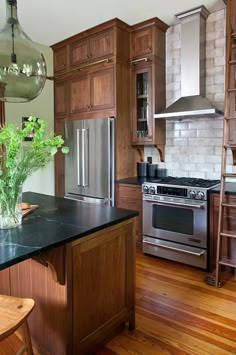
32,246 -> 66,285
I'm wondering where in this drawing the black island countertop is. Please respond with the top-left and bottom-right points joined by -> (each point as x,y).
0,192 -> 138,271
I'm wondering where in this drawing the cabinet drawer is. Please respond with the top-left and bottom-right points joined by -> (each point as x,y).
117,197 -> 142,212
117,185 -> 142,199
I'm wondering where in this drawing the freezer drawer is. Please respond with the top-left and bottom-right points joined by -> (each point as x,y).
143,236 -> 207,269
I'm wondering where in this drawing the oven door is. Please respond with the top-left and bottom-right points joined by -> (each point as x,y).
143,195 -> 207,248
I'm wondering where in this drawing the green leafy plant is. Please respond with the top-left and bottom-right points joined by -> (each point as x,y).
0,116 -> 69,229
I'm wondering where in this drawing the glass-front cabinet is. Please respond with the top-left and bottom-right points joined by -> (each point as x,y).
132,65 -> 153,144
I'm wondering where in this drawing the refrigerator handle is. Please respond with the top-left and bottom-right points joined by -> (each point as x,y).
82,128 -> 89,187
77,129 -> 81,186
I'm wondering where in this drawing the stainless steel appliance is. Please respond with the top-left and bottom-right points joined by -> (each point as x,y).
64,117 -> 115,206
142,177 -> 220,269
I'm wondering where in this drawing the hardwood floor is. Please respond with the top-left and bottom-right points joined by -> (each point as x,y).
104,251 -> 236,355
1,251 -> 236,354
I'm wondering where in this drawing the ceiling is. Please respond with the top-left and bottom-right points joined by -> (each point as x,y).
0,0 -> 226,46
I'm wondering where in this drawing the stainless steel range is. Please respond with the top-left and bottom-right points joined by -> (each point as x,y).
142,177 -> 220,269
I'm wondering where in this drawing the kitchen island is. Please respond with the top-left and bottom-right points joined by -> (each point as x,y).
0,192 -> 138,354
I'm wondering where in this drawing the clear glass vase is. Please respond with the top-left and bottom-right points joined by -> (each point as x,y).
0,186 -> 22,229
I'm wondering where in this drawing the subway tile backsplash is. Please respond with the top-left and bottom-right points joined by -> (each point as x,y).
144,8 -> 228,180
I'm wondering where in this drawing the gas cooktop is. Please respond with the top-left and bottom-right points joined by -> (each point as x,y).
148,176 -> 220,188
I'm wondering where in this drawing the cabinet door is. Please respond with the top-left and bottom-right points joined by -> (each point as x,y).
54,80 -> 67,118
70,39 -> 90,67
54,47 -> 67,73
132,65 -> 153,144
131,28 -> 153,58
69,74 -> 90,116
89,30 -> 114,60
228,8 -> 236,144
72,221 -> 135,353
116,184 -> 142,244
90,67 -> 115,111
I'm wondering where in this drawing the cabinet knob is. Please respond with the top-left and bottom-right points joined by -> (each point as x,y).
86,54 -> 90,58
86,105 -> 90,109
89,54 -> 92,58
148,47 -> 152,51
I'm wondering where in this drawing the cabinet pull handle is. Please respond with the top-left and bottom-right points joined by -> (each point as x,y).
129,57 -> 151,65
76,58 -> 112,71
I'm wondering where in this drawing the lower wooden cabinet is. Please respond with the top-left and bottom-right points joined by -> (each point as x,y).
210,193 -> 236,271
116,183 -> 142,245
0,220 -> 135,355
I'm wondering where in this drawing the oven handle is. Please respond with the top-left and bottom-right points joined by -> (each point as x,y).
144,199 -> 205,209
144,240 -> 205,256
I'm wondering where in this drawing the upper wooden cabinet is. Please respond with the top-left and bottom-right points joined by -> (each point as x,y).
70,29 -> 114,67
69,67 -> 115,119
131,28 -> 153,58
226,1 -> 236,145
130,18 -> 168,160
54,46 -> 67,74
54,80 -> 67,118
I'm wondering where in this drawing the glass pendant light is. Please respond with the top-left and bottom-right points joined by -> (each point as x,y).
0,0 -> 47,102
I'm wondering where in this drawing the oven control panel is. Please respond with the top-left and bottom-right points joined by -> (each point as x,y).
142,183 -> 207,200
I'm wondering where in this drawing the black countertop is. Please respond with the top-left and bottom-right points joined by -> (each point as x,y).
0,192 -> 138,271
210,182 -> 236,195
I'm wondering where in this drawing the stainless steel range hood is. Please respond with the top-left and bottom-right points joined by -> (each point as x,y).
155,6 -> 224,120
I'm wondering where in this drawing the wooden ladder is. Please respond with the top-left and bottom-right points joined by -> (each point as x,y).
214,0 -> 236,287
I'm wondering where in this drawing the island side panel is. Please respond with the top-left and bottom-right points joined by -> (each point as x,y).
0,268 -> 10,294
72,219 -> 136,354
9,245 -> 73,355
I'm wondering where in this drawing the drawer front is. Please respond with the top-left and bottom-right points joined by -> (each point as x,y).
117,185 -> 142,200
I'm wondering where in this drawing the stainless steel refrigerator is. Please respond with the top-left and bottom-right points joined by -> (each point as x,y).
64,117 -> 115,206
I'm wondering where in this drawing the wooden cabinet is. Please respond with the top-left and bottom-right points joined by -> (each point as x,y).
54,80 -> 67,118
0,220 -> 135,354
130,19 -> 168,161
131,28 -> 153,58
68,67 -> 115,119
54,46 -> 67,73
70,29 -> 114,67
116,184 -> 142,245
210,193 -> 236,271
132,64 -> 153,143
227,1 -> 236,145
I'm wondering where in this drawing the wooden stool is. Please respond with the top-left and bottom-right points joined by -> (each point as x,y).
0,294 -> 35,355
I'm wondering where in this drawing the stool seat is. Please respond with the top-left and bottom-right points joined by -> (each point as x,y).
0,295 -> 35,354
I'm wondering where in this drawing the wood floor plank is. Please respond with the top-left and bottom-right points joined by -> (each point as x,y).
1,253 -> 236,354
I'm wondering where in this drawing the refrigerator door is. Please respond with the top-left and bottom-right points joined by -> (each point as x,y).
83,117 -> 114,204
64,120 -> 85,196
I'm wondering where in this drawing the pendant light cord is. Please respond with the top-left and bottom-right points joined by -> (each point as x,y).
10,3 -> 16,63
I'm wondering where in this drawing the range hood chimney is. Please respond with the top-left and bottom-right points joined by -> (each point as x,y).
155,6 -> 224,120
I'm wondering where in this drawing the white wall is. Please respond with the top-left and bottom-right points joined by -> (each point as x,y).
5,43 -> 55,195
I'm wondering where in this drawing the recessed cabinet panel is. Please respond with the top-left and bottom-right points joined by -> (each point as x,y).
55,81 -> 67,118
90,30 -> 114,59
70,40 -> 89,66
90,68 -> 114,110
69,75 -> 90,114
132,28 -> 152,58
54,47 -> 67,73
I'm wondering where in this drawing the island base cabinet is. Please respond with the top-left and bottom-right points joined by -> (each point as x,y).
0,219 -> 135,355
72,220 -> 135,353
